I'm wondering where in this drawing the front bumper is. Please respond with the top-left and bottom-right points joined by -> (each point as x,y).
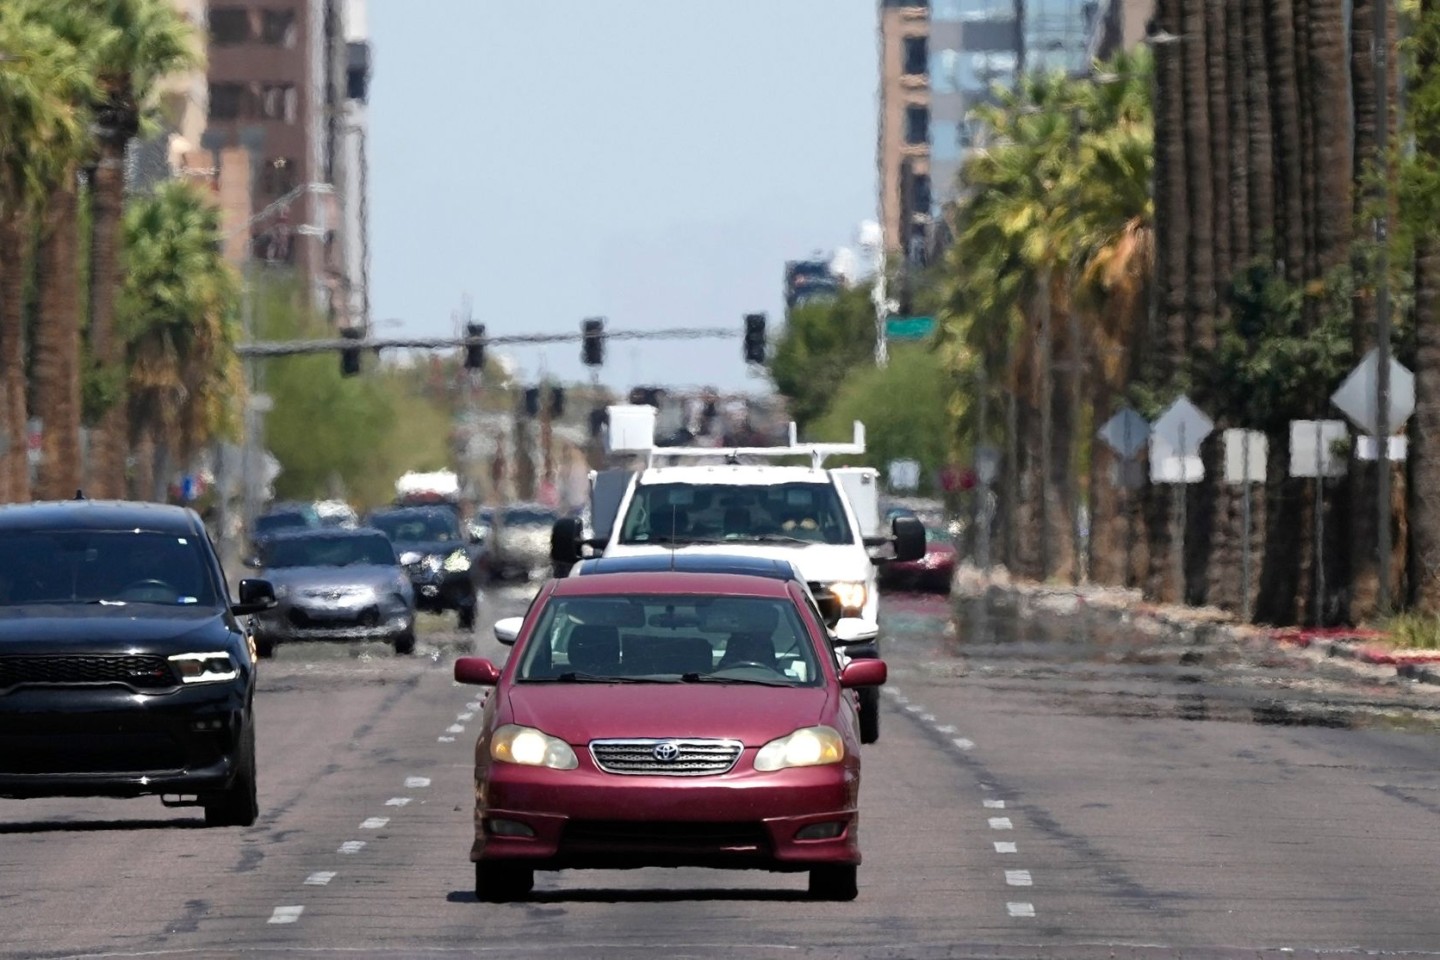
0,682 -> 248,798
471,756 -> 861,871
255,598 -> 413,642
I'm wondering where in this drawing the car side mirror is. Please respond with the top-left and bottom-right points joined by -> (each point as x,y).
839,658 -> 887,688
890,516 -> 926,563
493,616 -> 524,645
232,578 -> 277,616
832,617 -> 879,646
455,656 -> 502,686
550,516 -> 583,565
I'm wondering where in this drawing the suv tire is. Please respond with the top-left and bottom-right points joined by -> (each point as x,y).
204,722 -> 258,827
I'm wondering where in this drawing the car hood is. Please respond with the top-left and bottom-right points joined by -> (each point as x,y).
261,565 -> 405,591
0,606 -> 233,654
604,542 -> 873,583
502,682 -> 834,746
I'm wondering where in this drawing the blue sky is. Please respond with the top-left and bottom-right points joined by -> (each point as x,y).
367,1 -> 878,393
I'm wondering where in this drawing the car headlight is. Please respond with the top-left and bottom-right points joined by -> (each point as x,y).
825,581 -> 868,614
169,652 -> 240,684
490,724 -> 578,770
399,551 -> 422,566
442,549 -> 471,573
754,726 -> 845,772
422,554 -> 443,574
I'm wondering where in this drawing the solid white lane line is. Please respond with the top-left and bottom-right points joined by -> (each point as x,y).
983,799 -> 1006,809
304,871 -> 336,886
446,724 -> 465,733
385,797 -> 411,807
994,841 -> 1018,854
405,776 -> 431,788
437,736 -> 455,743
268,906 -> 304,924
360,817 -> 389,829
952,737 -> 976,750
338,841 -> 366,854
988,817 -> 1013,830
1007,902 -> 1036,918
1005,870 -> 1033,886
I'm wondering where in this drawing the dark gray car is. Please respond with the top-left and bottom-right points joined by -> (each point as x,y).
248,528 -> 416,657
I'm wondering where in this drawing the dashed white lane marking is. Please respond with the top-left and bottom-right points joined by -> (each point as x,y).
304,871 -> 336,886
983,799 -> 1006,809
904,704 -> 925,714
919,713 -> 936,723
360,817 -> 389,829
405,776 -> 431,788
1007,902 -> 1036,918
994,841 -> 1018,854
988,817 -> 1013,830
1005,870 -> 1033,886
268,906 -> 304,924
457,712 -> 474,721
338,841 -> 366,854
385,797 -> 411,807
952,737 -> 976,750
446,724 -> 466,734
466,701 -> 481,710
437,736 -> 456,743
936,724 -> 957,735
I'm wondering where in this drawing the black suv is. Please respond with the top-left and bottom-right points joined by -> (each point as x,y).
0,501 -> 276,826
366,506 -> 485,630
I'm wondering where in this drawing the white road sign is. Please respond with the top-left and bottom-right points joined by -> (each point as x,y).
887,458 -> 921,491
1223,429 -> 1268,484
1331,348 -> 1415,437
1098,407 -> 1150,460
1149,439 -> 1204,484
1288,420 -> 1348,478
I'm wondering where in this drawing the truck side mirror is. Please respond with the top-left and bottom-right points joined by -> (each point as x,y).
550,516 -> 583,565
891,515 -> 926,562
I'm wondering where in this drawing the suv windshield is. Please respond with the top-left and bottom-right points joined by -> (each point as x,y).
619,482 -> 853,546
369,512 -> 461,544
518,594 -> 822,684
260,534 -> 397,568
0,530 -> 221,608
254,511 -> 311,535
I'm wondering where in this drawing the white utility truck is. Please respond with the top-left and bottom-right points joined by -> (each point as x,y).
550,405 -> 925,743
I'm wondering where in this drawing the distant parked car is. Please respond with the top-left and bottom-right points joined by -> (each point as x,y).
248,528 -> 416,657
491,503 -> 559,581
312,500 -> 359,528
366,506 -> 485,630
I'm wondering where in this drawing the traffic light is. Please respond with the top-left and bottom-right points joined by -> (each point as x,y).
523,386 -> 541,417
744,313 -> 766,364
550,386 -> 565,418
628,386 -> 661,407
339,327 -> 363,377
582,317 -> 605,367
463,322 -> 486,370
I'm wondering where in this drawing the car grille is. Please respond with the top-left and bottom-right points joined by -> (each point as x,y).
564,819 -> 767,850
0,655 -> 175,691
589,738 -> 743,776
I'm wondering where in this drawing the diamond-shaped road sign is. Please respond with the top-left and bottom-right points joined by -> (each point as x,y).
1330,347 -> 1415,437
1151,396 -> 1214,457
1097,407 -> 1150,460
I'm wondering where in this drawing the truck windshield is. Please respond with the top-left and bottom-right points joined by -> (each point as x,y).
618,482 -> 853,546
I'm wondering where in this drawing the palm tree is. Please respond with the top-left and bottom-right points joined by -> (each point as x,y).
118,181 -> 243,501
85,0 -> 199,500
0,0 -> 95,502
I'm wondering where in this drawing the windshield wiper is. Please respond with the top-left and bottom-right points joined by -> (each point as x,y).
639,534 -> 729,546
550,672 -> 652,683
746,534 -> 815,545
680,673 -> 793,687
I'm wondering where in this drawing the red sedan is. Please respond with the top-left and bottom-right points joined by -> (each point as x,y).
453,570 -> 887,901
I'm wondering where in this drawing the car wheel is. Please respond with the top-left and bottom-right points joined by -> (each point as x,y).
204,722 -> 259,828
254,636 -> 276,659
394,629 -> 416,655
858,687 -> 880,745
457,601 -> 477,632
475,861 -> 534,902
809,864 -> 858,901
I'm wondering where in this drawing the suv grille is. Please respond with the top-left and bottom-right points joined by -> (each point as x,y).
0,655 -> 176,691
590,738 -> 743,776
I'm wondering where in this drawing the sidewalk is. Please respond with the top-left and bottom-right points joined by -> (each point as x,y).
951,563 -> 1440,688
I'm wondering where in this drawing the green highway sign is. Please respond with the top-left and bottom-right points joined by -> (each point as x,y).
884,316 -> 936,340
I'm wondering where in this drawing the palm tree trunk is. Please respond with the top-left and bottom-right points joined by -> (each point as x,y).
87,143 -> 128,499
0,216 -> 32,503
1409,0 -> 1440,613
33,177 -> 83,500
1244,0 -> 1275,264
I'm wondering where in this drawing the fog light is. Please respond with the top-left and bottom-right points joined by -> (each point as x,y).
794,821 -> 845,841
486,818 -> 535,838
189,718 -> 226,732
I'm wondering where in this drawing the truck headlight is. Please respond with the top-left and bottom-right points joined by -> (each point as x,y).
825,581 -> 867,614
442,549 -> 471,573
754,726 -> 844,771
490,724 -> 578,770
169,652 -> 240,684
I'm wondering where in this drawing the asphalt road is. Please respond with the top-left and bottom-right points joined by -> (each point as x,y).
5,582 -> 1440,959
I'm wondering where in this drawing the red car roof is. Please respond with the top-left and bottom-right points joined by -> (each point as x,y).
549,571 -> 792,598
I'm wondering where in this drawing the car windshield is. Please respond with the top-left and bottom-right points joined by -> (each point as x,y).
0,530 -> 221,608
369,512 -> 460,543
517,594 -> 822,685
260,534 -> 397,568
254,511 -> 310,535
618,482 -> 853,546
502,508 -> 558,527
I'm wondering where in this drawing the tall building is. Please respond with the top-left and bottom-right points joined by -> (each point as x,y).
877,0 -> 931,264
1087,0 -> 1155,61
200,0 -> 370,327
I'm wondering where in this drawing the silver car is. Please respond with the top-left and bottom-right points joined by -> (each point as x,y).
248,528 -> 416,656
490,503 -> 559,581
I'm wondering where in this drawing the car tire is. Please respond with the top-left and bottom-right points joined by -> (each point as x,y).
204,722 -> 259,828
254,636 -> 276,659
475,861 -> 534,902
457,601 -> 477,632
394,629 -> 416,655
858,687 -> 880,744
809,864 -> 858,901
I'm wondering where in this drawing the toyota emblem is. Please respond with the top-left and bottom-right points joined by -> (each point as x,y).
652,741 -> 680,762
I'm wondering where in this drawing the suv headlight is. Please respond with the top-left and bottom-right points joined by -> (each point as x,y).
399,551 -> 422,566
825,581 -> 867,614
442,548 -> 471,573
490,724 -> 578,770
754,726 -> 844,771
169,652 -> 240,684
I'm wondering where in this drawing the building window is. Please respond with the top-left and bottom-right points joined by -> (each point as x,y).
208,82 -> 245,120
259,157 -> 297,196
209,7 -> 251,45
905,105 -> 930,146
261,9 -> 297,47
903,36 -> 928,77
259,84 -> 297,122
